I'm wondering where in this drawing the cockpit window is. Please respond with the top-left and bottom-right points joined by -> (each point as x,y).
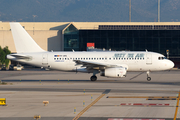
158,57 -> 167,60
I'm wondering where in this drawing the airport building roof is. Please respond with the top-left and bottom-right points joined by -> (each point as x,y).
1,22 -> 180,31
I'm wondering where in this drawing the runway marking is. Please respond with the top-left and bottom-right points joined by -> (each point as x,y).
129,72 -> 144,80
107,96 -> 177,99
93,104 -> 173,107
120,103 -> 169,106
102,89 -> 111,94
173,91 -> 180,120
147,98 -> 176,100
56,93 -> 101,96
108,118 -> 165,120
72,94 -> 105,120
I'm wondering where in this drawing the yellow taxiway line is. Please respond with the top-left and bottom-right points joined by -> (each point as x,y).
73,94 -> 105,120
173,91 -> 180,120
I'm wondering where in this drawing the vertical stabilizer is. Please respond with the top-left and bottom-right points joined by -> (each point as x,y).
10,22 -> 45,53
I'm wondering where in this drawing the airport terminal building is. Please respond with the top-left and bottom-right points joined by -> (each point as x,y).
0,22 -> 180,66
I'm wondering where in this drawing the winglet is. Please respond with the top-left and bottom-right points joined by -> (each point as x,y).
10,22 -> 45,53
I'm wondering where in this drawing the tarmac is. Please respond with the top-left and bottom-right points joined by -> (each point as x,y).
0,69 -> 180,120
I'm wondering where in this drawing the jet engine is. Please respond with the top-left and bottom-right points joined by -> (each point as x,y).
100,67 -> 127,78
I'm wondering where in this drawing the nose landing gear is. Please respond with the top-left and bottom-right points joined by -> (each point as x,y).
147,77 -> 151,81
147,71 -> 151,81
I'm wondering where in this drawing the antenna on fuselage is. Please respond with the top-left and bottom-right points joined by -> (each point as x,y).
145,49 -> 148,52
72,49 -> 75,52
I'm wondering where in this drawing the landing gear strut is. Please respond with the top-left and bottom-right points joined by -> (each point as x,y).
147,71 -> 151,81
90,75 -> 97,81
90,70 -> 98,81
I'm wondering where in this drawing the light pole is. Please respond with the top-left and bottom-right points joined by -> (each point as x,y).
166,50 -> 169,59
33,15 -> 37,22
129,0 -> 131,22
158,0 -> 160,22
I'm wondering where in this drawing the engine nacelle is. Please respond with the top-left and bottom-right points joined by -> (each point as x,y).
100,67 -> 127,78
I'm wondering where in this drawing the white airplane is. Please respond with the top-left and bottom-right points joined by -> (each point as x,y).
7,23 -> 174,81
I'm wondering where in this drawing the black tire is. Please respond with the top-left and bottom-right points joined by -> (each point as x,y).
90,76 -> 97,81
147,77 -> 151,81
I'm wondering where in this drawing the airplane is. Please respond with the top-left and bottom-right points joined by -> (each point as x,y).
7,22 -> 174,81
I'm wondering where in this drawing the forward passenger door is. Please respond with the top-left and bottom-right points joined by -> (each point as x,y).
146,53 -> 152,64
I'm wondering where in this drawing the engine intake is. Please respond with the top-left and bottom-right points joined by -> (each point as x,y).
100,67 -> 127,78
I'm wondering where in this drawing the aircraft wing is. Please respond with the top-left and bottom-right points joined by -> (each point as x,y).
73,60 -> 127,70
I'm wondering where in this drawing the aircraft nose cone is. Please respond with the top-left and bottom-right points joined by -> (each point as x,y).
169,60 -> 174,69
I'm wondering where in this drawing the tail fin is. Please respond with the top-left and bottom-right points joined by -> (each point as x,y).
10,22 -> 45,53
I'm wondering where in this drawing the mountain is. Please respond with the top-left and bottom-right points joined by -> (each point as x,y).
0,0 -> 179,22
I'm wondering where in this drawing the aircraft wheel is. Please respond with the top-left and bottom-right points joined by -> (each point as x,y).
90,76 -> 97,81
147,77 -> 151,81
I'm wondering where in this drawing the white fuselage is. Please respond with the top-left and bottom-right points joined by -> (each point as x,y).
8,51 -> 174,72
8,22 -> 175,81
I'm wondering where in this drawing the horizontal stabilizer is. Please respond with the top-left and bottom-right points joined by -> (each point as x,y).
7,54 -> 32,61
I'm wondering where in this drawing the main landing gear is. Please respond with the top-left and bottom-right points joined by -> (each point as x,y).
147,71 -> 151,81
90,70 -> 98,81
90,75 -> 97,81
